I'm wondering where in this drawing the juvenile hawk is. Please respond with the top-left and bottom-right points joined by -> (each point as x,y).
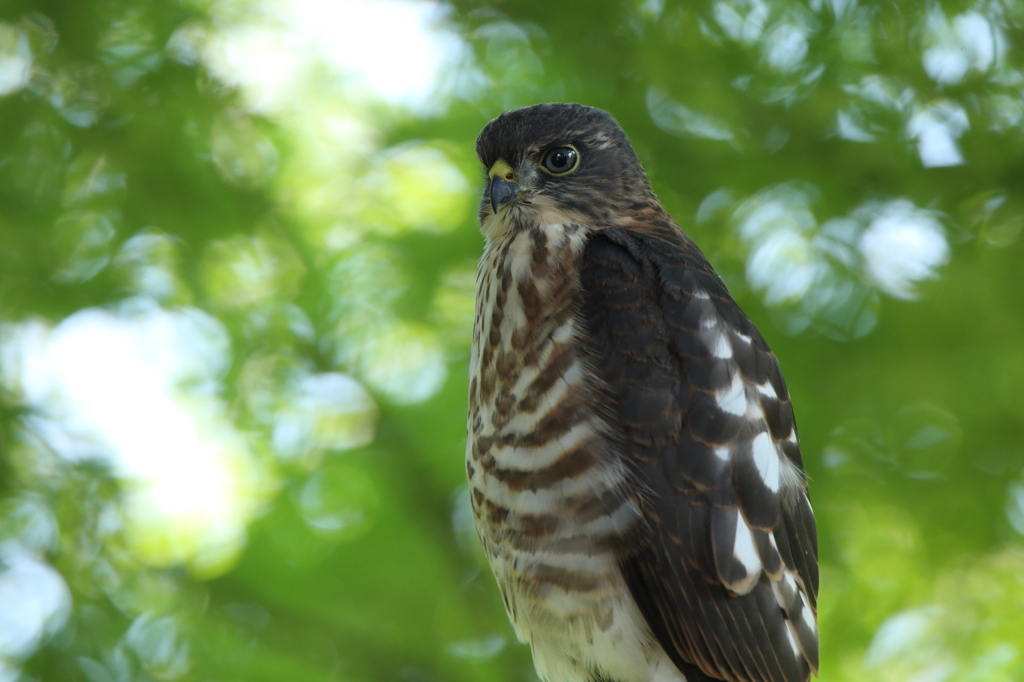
466,103 -> 818,682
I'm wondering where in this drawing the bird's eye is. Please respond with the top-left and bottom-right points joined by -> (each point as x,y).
540,146 -> 579,175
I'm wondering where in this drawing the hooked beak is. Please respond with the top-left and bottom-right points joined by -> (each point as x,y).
488,159 -> 520,214
489,176 -> 520,214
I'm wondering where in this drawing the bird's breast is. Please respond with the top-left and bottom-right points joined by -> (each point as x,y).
466,222 -> 644,648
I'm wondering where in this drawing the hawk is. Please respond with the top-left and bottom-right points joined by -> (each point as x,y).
466,103 -> 818,682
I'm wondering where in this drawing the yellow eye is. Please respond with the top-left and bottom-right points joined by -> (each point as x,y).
540,146 -> 579,175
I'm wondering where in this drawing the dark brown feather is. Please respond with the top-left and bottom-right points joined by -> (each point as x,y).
579,224 -> 818,682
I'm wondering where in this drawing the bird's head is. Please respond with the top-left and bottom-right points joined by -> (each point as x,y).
475,103 -> 657,240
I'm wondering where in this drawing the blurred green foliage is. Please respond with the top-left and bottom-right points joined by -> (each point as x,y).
1,0 -> 1023,681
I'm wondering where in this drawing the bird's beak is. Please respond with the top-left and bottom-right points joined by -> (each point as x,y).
488,159 -> 520,214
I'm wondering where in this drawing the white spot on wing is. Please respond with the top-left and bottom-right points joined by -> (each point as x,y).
800,598 -> 817,634
783,622 -> 801,658
710,333 -> 732,359
733,513 -> 761,576
694,289 -> 710,300
772,568 -> 798,611
752,432 -> 781,492
757,380 -> 778,399
717,371 -> 747,415
771,578 -> 786,609
713,446 -> 731,461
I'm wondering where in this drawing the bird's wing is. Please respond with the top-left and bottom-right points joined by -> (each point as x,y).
578,224 -> 818,682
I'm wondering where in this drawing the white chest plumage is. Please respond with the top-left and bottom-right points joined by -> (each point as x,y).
465,220 -> 684,682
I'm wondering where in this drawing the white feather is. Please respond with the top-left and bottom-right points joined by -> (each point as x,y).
757,380 -> 778,399
771,577 -> 786,609
482,460 -> 622,514
733,513 -> 762,576
710,332 -> 732,359
490,421 -> 595,468
783,621 -> 801,658
551,321 -> 575,343
801,597 -> 818,634
752,432 -> 781,492
717,371 -> 747,415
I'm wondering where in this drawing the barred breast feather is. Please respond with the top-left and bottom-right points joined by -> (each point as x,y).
467,220 -> 655,682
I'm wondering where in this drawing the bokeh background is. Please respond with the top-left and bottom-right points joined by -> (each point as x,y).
1,0 -> 1023,680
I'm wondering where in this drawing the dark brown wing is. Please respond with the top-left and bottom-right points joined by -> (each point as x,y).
578,225 -> 818,682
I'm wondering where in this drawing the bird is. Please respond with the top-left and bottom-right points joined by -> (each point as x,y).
466,103 -> 818,682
